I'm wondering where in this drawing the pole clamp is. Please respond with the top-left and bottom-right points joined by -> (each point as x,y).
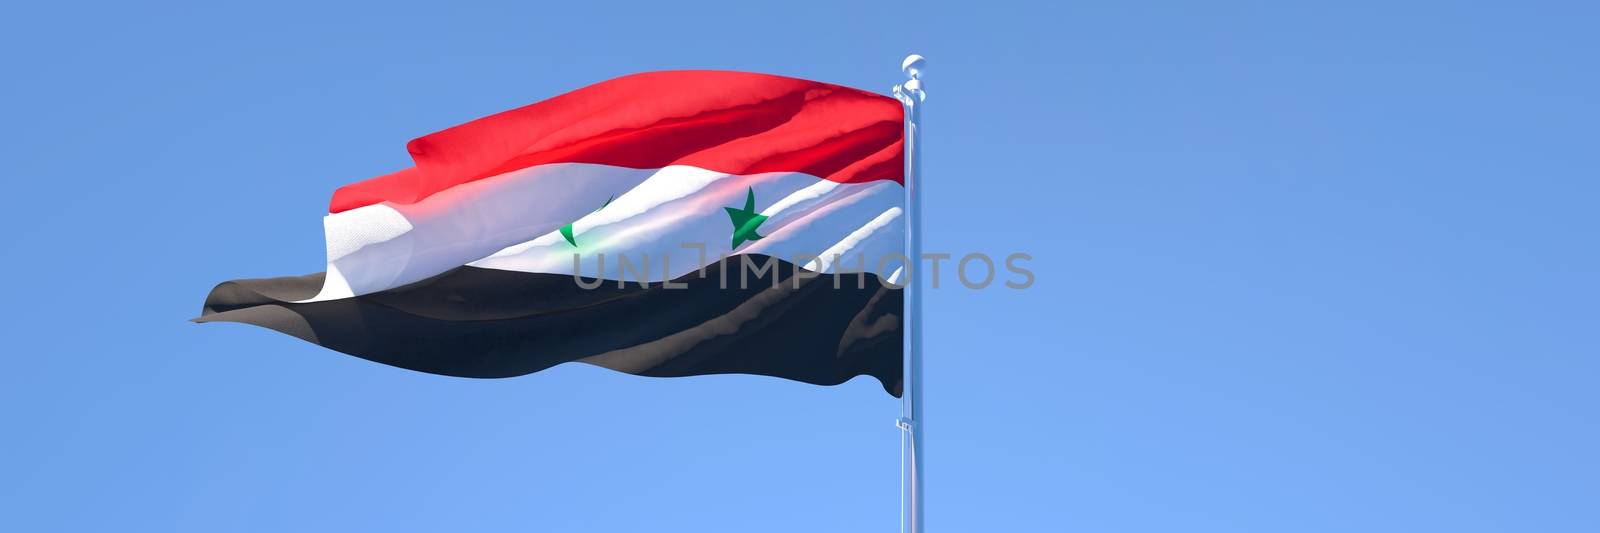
896,417 -> 915,432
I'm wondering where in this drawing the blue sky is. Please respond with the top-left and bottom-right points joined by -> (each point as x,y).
2,1 -> 1596,531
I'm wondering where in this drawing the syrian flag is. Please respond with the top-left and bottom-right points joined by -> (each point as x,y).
199,70 -> 906,396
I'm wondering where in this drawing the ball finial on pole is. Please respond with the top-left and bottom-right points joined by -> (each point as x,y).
902,54 -> 926,80
895,54 -> 928,104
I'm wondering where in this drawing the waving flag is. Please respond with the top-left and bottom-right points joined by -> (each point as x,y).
199,70 -> 906,396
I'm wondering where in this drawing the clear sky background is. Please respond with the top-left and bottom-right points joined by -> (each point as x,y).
2,1 -> 1596,531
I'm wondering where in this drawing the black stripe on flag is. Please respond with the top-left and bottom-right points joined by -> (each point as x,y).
198,255 -> 903,396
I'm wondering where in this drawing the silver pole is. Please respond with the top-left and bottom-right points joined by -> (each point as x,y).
894,53 -> 927,533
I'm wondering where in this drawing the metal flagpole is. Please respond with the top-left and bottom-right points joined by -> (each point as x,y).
893,53 -> 927,533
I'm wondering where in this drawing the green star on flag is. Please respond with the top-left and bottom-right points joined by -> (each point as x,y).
560,196 -> 613,247
725,187 -> 768,249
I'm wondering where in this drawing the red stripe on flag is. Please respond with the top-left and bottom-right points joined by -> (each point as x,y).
329,71 -> 903,214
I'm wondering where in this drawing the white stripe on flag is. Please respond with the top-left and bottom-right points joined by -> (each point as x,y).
307,163 -> 904,301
